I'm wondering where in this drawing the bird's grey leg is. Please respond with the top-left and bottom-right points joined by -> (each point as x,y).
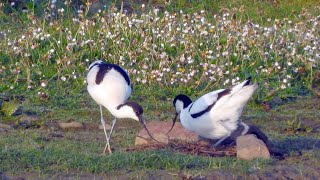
100,105 -> 112,154
240,122 -> 249,135
107,118 -> 117,141
213,121 -> 232,147
103,118 -> 117,153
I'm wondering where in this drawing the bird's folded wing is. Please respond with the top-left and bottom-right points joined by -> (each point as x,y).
189,89 -> 226,118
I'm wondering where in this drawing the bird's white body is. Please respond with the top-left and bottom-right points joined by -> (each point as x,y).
87,61 -> 135,120
175,79 -> 258,140
86,60 -> 157,154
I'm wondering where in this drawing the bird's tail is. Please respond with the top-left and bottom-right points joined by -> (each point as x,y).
230,77 -> 253,93
216,77 -> 257,111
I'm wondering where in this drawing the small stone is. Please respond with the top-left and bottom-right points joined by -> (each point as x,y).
167,122 -> 198,142
58,121 -> 84,130
236,134 -> 270,160
0,123 -> 12,130
135,121 -> 198,145
20,114 -> 40,122
18,114 -> 42,128
43,121 -> 60,130
0,100 -> 22,117
0,171 -> 8,180
312,71 -> 320,97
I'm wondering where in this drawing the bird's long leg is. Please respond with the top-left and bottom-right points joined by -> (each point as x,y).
240,122 -> 249,135
103,118 -> 116,154
213,121 -> 232,147
103,118 -> 117,153
100,105 -> 112,154
107,118 -> 117,142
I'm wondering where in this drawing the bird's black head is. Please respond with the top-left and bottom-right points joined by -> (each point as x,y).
173,94 -> 192,113
124,101 -> 144,117
118,101 -> 158,142
88,59 -> 104,71
167,94 -> 192,135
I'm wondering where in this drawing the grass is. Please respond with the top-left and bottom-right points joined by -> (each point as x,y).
162,0 -> 320,23
1,96 -> 320,178
0,129 -> 271,176
0,0 -> 320,178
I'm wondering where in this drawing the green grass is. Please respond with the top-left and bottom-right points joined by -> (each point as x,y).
1,96 -> 319,178
0,129 -> 271,176
162,0 -> 320,23
0,0 -> 320,178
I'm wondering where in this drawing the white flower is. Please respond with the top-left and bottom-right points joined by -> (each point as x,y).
223,79 -> 230,86
61,76 -> 66,81
41,82 -> 47,87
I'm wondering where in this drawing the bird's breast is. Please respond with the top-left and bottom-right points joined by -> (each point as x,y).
180,109 -> 236,139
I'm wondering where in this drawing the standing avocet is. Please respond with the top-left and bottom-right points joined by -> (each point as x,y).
168,77 -> 258,147
87,60 -> 156,154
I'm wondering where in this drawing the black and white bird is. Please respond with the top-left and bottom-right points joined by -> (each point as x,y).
87,60 -> 156,154
168,77 -> 258,147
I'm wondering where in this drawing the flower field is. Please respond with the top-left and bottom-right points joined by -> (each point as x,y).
0,1 -> 319,103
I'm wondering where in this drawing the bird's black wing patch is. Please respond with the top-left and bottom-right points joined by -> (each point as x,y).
95,63 -> 131,85
243,76 -> 252,86
191,89 -> 231,118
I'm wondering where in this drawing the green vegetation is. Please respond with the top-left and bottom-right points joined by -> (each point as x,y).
0,130 -> 270,174
0,0 -> 319,105
0,0 -> 320,178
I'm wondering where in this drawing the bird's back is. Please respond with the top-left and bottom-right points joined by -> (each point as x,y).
87,62 -> 132,108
